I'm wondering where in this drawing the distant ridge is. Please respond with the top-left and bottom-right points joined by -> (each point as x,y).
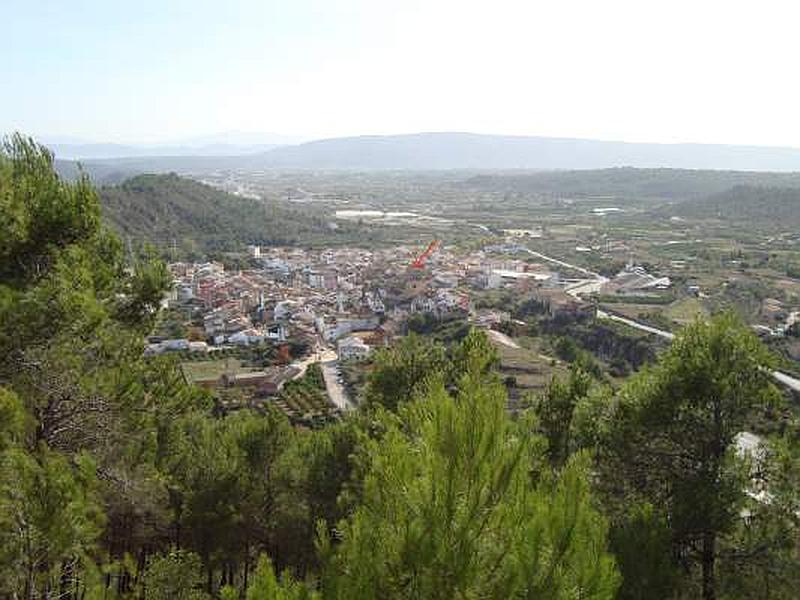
52,132 -> 800,174
250,132 -> 800,171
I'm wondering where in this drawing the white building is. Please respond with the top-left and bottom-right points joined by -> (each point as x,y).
316,315 -> 381,342
188,341 -> 209,353
274,300 -> 298,321
337,336 -> 371,361
229,329 -> 266,346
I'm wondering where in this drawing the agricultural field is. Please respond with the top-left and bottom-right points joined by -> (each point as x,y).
272,364 -> 339,427
181,358 -> 260,383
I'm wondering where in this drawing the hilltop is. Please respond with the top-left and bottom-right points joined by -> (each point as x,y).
99,173 -> 349,254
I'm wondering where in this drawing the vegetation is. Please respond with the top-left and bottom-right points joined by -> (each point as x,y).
672,185 -> 800,228
275,364 -> 338,426
2,136 -> 800,599
593,315 -> 795,599
467,168 -> 800,201
100,174 -> 358,256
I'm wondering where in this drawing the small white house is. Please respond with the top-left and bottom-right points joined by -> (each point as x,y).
188,341 -> 209,353
337,336 -> 371,362
229,329 -> 266,346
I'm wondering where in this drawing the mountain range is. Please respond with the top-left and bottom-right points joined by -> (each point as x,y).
49,132 -> 800,178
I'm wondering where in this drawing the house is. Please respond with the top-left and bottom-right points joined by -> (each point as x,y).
307,270 -> 325,289
177,283 -> 194,302
162,339 -> 190,352
264,322 -> 287,341
323,270 -> 338,290
472,309 -> 511,329
475,271 -> 502,289
337,336 -> 372,361
143,338 -> 191,356
188,341 -> 209,353
433,273 -> 459,288
410,296 -> 436,314
316,314 -> 380,342
229,328 -> 266,346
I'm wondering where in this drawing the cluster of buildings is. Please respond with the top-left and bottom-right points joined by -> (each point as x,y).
147,241 -> 610,367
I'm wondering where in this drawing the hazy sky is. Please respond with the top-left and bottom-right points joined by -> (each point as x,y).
4,0 -> 800,146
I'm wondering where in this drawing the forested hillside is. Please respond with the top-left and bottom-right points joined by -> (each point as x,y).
465,168 -> 800,201
671,184 -> 800,227
99,174 -> 351,254
2,137 -> 800,599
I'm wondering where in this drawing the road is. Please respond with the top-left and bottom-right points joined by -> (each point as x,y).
512,245 -> 800,393
478,239 -> 800,393
596,310 -> 800,392
771,371 -> 800,393
320,359 -> 354,411
291,348 -> 337,379
518,246 -> 608,299
520,247 -> 607,281
487,329 -> 520,349
290,345 -> 355,410
596,310 -> 675,341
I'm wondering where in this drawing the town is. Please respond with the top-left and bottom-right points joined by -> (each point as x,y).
144,234 -> 693,420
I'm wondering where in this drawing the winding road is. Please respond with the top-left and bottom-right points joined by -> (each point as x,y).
596,310 -> 800,393
517,244 -> 800,393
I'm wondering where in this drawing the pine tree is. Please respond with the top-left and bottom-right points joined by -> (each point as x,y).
599,314 -> 778,599
321,339 -> 619,599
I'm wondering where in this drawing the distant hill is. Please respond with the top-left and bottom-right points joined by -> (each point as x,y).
54,132 -> 800,175
55,153 -> 266,184
670,185 -> 800,227
54,159 -> 138,185
463,168 -> 800,201
43,131 -> 299,160
50,142 -> 281,160
99,173 -> 349,254
249,132 -> 800,171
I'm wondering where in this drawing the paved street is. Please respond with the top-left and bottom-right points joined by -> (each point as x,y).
321,359 -> 354,411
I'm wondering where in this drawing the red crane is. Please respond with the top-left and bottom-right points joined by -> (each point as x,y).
410,240 -> 440,269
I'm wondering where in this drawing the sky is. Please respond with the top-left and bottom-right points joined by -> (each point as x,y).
4,0 -> 800,146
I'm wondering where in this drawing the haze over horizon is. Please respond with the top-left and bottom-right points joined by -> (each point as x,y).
5,0 -> 800,149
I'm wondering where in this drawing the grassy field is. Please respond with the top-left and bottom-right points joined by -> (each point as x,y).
664,296 -> 708,324
181,358 -> 261,383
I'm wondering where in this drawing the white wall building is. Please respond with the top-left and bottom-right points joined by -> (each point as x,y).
337,336 -> 371,361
